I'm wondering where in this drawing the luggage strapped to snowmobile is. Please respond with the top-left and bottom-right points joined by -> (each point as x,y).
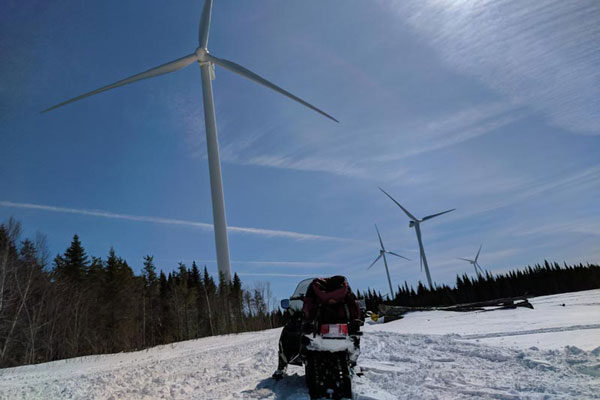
302,276 -> 362,335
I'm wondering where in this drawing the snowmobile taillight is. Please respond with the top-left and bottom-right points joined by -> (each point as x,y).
320,323 -> 349,337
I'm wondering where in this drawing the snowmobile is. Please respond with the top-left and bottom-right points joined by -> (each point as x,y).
276,276 -> 363,400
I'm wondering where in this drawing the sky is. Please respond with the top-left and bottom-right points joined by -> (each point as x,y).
1,0 -> 599,302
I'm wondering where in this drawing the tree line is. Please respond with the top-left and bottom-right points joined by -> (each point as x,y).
0,219 -> 283,368
359,260 -> 600,311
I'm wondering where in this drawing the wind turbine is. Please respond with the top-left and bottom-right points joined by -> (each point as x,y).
379,188 -> 455,290
368,224 -> 410,299
458,244 -> 486,277
42,0 -> 337,281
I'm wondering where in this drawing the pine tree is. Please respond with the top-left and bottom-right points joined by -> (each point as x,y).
53,234 -> 89,283
202,266 -> 215,335
230,273 -> 244,332
217,271 -> 232,332
142,255 -> 157,285
141,255 -> 159,346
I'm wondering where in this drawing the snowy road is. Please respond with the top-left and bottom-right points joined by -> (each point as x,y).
1,290 -> 599,399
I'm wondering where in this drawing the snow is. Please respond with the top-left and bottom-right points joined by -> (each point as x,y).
365,289 -> 600,351
1,290 -> 599,399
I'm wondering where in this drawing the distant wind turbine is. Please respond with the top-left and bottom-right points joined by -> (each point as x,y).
368,224 -> 410,299
42,0 -> 337,281
379,188 -> 455,290
458,244 -> 486,277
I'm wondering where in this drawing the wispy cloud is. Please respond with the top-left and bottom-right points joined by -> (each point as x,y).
220,101 -> 517,180
385,0 -> 600,134
0,200 -> 361,243
244,155 -> 370,178
471,164 -> 600,216
162,259 -> 339,268
234,260 -> 339,267
235,272 -> 314,278
375,102 -> 520,161
501,218 -> 600,238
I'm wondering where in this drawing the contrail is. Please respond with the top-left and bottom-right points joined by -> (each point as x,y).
168,259 -> 339,268
236,272 -> 315,278
0,200 -> 360,243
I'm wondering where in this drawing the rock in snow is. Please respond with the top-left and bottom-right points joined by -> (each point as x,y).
0,290 -> 598,399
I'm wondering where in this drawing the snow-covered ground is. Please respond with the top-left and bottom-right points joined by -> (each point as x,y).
1,289 -> 599,399
366,289 -> 600,351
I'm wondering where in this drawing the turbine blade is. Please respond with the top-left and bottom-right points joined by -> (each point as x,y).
375,224 -> 385,250
198,0 -> 213,48
386,251 -> 410,261
475,244 -> 482,262
42,54 -> 198,113
378,188 -> 417,220
367,254 -> 382,269
476,262 -> 485,274
207,54 -> 338,122
421,208 -> 456,222
457,257 -> 473,263
419,252 -> 423,272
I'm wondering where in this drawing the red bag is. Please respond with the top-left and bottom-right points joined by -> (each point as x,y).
302,276 -> 360,323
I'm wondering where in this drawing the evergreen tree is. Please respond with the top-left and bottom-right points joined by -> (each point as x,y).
142,255 -> 157,285
53,234 -> 89,283
142,255 -> 159,347
230,273 -> 244,332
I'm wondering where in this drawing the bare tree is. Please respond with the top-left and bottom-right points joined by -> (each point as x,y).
0,218 -> 21,316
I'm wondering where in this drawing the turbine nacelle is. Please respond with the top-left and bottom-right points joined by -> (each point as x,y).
195,48 -> 215,79
195,47 -> 210,63
409,220 -> 417,228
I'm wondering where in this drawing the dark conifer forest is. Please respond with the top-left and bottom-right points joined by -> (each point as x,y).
359,261 -> 600,312
0,219 -> 283,368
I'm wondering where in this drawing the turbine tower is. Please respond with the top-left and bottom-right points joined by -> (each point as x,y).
458,244 -> 486,277
42,0 -> 337,281
379,188 -> 455,290
368,224 -> 410,299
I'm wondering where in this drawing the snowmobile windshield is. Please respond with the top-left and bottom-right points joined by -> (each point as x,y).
289,278 -> 315,312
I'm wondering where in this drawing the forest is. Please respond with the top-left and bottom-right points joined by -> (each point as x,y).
2,217 -> 599,369
0,218 -> 283,368
360,261 -> 600,311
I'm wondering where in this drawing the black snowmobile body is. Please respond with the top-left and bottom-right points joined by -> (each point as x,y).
279,276 -> 364,399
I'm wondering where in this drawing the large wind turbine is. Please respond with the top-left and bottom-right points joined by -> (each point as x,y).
458,244 -> 486,277
368,224 -> 410,299
379,188 -> 455,290
42,1 -> 337,281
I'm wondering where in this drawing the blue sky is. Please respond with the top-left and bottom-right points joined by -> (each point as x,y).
1,0 -> 599,301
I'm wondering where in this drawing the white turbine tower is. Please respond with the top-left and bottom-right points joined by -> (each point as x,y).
379,188 -> 455,290
368,224 -> 410,299
458,244 -> 486,277
42,0 -> 337,281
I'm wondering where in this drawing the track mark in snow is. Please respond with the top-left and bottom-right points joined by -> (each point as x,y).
359,331 -> 600,399
429,357 -> 455,362
460,324 -> 600,340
